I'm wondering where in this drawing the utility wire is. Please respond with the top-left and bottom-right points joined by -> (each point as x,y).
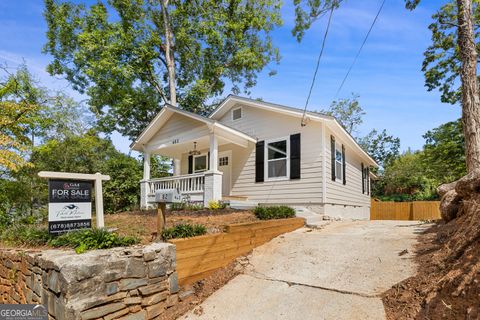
334,0 -> 387,99
301,4 -> 335,126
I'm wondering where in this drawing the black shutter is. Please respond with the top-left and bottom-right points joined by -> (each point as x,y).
342,145 -> 346,185
208,152 -> 210,170
361,163 -> 365,194
255,141 -> 265,183
367,167 -> 370,195
188,155 -> 193,174
330,135 -> 336,181
290,133 -> 301,179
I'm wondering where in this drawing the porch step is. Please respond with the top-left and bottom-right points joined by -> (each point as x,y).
294,207 -> 329,228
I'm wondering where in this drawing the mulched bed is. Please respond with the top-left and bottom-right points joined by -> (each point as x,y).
382,195 -> 480,319
106,209 -> 258,244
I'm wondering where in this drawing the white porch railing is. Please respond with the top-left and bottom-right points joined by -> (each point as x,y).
148,173 -> 205,195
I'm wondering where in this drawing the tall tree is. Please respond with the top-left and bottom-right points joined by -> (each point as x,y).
43,0 -> 282,140
321,93 -> 365,134
406,0 -> 480,172
0,65 -> 44,172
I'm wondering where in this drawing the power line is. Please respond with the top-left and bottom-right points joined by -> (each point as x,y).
334,0 -> 387,99
301,4 -> 335,126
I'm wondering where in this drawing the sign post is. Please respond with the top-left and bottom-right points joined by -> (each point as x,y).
39,171 -> 110,233
152,189 -> 182,239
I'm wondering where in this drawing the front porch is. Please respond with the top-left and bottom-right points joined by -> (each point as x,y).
133,105 -> 256,208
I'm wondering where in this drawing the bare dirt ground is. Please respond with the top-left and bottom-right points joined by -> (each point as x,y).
180,220 -> 427,320
382,196 -> 480,319
105,209 -> 258,243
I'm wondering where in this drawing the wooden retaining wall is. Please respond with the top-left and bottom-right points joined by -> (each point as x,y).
169,218 -> 305,286
370,200 -> 441,220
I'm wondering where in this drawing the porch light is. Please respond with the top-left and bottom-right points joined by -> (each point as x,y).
188,141 -> 201,156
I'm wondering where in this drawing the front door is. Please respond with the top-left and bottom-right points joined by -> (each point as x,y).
218,151 -> 232,196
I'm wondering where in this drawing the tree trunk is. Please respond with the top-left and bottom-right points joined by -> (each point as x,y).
457,0 -> 480,172
160,0 -> 177,106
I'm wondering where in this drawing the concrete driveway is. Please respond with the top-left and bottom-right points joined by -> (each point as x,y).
180,220 -> 429,320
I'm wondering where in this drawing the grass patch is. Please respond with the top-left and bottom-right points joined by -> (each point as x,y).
253,206 -> 296,220
0,224 -> 138,254
162,223 -> 207,240
48,228 -> 138,253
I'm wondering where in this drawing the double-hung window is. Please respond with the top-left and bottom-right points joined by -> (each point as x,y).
335,148 -> 343,181
266,138 -> 289,180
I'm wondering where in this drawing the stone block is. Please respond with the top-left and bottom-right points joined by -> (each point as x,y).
138,283 -> 166,296
120,310 -> 147,320
146,302 -> 166,319
165,294 -> 178,308
81,302 -> 126,320
129,305 -> 142,313
124,296 -> 142,305
106,282 -> 119,296
141,291 -> 168,306
119,278 -> 148,291
125,259 -> 146,278
103,307 -> 130,320
169,272 -> 179,294
147,262 -> 166,278
48,271 -> 61,294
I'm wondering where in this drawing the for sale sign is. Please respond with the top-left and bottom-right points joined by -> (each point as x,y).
48,180 -> 93,234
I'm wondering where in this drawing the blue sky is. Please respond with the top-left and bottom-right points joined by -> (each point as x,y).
0,0 -> 459,154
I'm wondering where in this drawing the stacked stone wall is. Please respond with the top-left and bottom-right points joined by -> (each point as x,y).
0,243 -> 178,320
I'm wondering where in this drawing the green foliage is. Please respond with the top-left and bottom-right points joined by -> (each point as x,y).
169,202 -> 204,211
28,131 -> 144,213
48,228 -> 138,254
206,200 -> 228,210
405,1 -> 480,104
422,119 -> 466,183
359,129 -> 401,172
0,224 -> 51,247
0,65 -> 43,171
43,0 -> 283,140
378,151 -> 438,200
373,119 -> 467,200
292,0 -> 340,41
253,206 -> 296,220
321,93 -> 365,135
161,223 -> 207,240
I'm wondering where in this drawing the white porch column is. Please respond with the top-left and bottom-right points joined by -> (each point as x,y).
140,151 -> 151,210
209,133 -> 218,172
173,158 -> 181,176
204,133 -> 222,207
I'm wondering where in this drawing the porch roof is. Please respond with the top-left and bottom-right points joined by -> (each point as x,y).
130,104 -> 256,155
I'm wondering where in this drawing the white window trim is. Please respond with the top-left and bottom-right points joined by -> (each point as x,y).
334,143 -> 344,183
232,107 -> 242,121
264,136 -> 290,182
193,154 -> 208,173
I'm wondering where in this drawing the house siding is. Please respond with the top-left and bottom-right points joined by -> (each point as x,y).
216,104 -> 324,204
324,126 -> 371,207
148,113 -> 208,150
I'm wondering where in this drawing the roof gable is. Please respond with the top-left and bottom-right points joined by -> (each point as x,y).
210,95 -> 378,167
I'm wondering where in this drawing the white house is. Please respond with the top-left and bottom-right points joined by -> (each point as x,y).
130,95 -> 378,219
